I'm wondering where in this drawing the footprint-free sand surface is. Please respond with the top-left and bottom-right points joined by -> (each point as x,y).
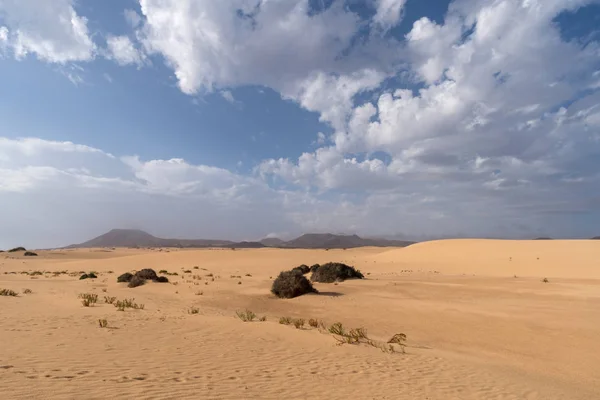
1,240 -> 599,399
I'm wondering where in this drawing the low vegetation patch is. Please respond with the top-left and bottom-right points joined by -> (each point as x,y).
279,316 -> 293,325
22,288 -> 32,294
118,269 -> 169,286
23,251 -> 38,257
114,298 -> 144,311
310,262 -> 364,283
310,264 -> 320,273
104,296 -> 117,304
98,319 -> 108,328
293,318 -> 305,329
271,270 -> 317,299
79,272 -> 98,280
79,293 -> 98,307
236,309 -> 257,322
8,247 -> 26,253
542,277 -> 549,283
188,306 -> 200,314
291,264 -> 310,274
128,275 -> 145,288
0,289 -> 18,296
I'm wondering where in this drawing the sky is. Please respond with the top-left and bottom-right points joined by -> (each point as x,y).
1,0 -> 600,249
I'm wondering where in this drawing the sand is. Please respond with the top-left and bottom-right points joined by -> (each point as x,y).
1,240 -> 599,399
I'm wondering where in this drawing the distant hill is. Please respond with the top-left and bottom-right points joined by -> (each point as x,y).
592,236 -> 600,240
66,229 -> 234,249
280,233 -> 414,249
260,237 -> 285,247
66,229 -> 415,249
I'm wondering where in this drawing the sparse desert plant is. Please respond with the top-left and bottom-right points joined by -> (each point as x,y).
292,264 -> 310,274
279,317 -> 293,325
22,288 -> 32,294
194,266 -> 199,269
271,270 -> 317,299
328,322 -> 346,336
104,296 -> 117,304
154,276 -> 169,283
195,291 -> 203,296
259,316 -> 267,322
236,309 -> 257,322
80,295 -> 98,307
206,273 -> 214,277
24,251 -> 38,257
0,289 -> 18,296
245,273 -> 252,277
238,281 -> 242,285
183,270 -> 192,273
128,275 -> 145,288
188,306 -> 200,314
387,333 -> 407,353
102,288 -> 107,292
293,318 -> 305,329
98,319 -> 108,328
542,277 -> 549,283
30,271 -> 43,276
8,247 -> 26,252
310,262 -> 364,283
308,318 -> 319,328
159,269 -> 168,274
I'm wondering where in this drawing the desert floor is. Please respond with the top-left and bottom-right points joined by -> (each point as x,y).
1,239 -> 599,399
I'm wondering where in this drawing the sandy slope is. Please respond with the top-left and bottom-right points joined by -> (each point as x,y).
1,240 -> 599,399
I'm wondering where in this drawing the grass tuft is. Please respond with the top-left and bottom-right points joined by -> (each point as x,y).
279,316 -> 293,325
98,319 -> 108,328
22,288 -> 32,294
236,309 -> 257,322
0,288 -> 18,296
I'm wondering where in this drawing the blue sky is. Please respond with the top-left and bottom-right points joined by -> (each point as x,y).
1,0 -> 600,248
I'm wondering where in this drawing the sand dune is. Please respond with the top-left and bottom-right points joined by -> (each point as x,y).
1,241 -> 599,399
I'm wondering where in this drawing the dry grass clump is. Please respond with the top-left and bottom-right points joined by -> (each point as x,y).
79,293 -> 98,307
79,272 -> 98,280
293,318 -> 305,329
308,318 -> 319,328
22,288 -> 33,294
188,306 -> 200,314
387,333 -> 407,353
271,270 -> 317,298
279,316 -> 293,325
0,289 -> 18,296
23,251 -> 38,257
114,298 -> 144,311
104,296 -> 117,304
310,262 -> 364,283
542,277 -> 549,283
236,309 -> 257,322
98,319 -> 108,328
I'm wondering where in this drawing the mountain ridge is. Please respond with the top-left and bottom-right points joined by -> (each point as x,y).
66,229 -> 415,249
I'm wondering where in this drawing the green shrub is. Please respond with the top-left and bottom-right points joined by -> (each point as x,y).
271,270 -> 317,298
310,262 -> 364,283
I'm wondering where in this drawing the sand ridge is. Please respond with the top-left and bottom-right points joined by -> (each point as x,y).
1,240 -> 599,399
